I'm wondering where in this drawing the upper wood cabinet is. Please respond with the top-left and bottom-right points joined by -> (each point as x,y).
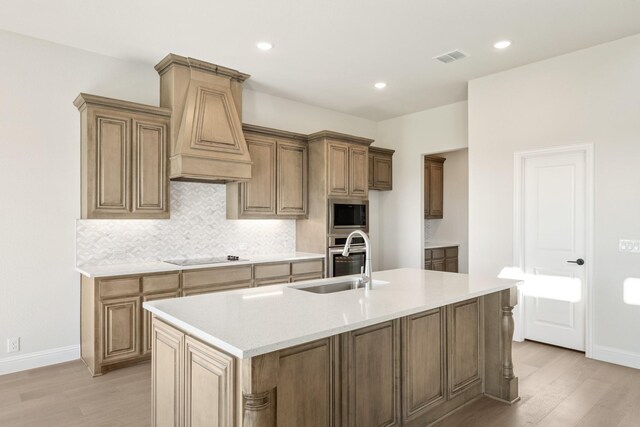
327,142 -> 350,196
74,94 -> 170,219
327,142 -> 368,198
424,156 -> 445,219
227,125 -> 308,219
369,147 -> 395,191
277,140 -> 308,216
309,131 -> 373,199
349,146 -> 368,198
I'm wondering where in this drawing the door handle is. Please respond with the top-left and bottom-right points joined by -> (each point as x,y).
567,258 -> 585,266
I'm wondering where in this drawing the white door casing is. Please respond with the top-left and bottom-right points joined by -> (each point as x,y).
513,144 -> 593,353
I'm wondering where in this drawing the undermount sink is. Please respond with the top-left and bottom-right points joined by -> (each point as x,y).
292,278 -> 390,294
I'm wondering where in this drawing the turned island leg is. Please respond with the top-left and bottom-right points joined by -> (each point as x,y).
241,353 -> 278,426
483,287 -> 520,404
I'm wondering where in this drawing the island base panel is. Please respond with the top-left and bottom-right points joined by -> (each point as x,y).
151,289 -> 519,426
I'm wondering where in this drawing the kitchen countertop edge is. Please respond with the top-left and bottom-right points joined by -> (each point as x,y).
76,252 -> 325,278
145,268 -> 518,359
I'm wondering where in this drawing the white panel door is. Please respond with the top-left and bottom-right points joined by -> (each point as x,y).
523,151 -> 586,351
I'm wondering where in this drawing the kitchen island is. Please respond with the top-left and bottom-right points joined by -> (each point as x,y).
144,268 -> 519,426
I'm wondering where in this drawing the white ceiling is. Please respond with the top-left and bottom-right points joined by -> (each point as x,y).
1,0 -> 639,120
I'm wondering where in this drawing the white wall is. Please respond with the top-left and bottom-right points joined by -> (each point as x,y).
426,149 -> 469,273
376,102 -> 468,270
469,34 -> 640,367
0,30 -> 376,374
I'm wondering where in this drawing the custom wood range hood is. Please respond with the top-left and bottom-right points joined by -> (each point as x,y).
155,54 -> 253,183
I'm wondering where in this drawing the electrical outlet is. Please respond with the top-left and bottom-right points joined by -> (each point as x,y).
7,337 -> 20,353
619,239 -> 640,253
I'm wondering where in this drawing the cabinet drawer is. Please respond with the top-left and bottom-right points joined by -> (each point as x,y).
99,277 -> 140,298
254,262 -> 290,280
182,266 -> 252,289
182,281 -> 251,296
291,272 -> 324,282
291,260 -> 324,276
431,249 -> 445,260
142,273 -> 179,294
255,277 -> 290,287
445,247 -> 458,258
424,249 -> 432,260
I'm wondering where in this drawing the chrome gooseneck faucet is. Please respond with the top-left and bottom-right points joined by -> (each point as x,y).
342,230 -> 372,291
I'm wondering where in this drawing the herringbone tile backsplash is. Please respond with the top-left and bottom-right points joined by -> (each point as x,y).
76,182 -> 296,266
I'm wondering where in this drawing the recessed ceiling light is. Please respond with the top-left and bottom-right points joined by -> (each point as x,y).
374,82 -> 387,89
256,41 -> 273,51
494,40 -> 512,49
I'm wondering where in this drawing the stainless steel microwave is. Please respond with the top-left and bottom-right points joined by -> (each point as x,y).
328,198 -> 368,234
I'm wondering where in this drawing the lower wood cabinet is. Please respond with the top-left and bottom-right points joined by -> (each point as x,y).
277,339 -> 337,427
401,309 -> 446,424
152,319 -> 236,427
184,336 -> 235,426
100,296 -> 140,364
81,258 -> 324,376
342,320 -> 401,427
447,298 -> 481,398
425,246 -> 459,273
151,318 -> 183,427
143,291 -> 180,356
150,297 -> 485,426
82,272 -> 180,376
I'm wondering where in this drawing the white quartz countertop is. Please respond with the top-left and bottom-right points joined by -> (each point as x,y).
424,241 -> 460,249
76,252 -> 325,278
144,268 -> 517,359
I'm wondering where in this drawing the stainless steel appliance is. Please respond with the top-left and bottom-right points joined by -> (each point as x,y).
328,198 -> 368,235
328,236 -> 367,277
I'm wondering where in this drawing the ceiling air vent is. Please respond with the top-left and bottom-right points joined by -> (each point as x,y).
433,50 -> 469,64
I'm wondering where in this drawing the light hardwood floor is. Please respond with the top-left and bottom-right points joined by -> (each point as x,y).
1,340 -> 640,426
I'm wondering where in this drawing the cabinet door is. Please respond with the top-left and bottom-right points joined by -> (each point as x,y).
424,162 -> 431,218
349,146 -> 368,198
88,109 -> 131,217
277,141 -> 308,216
184,336 -> 235,427
402,309 -> 446,423
101,296 -> 140,364
132,118 -> 169,218
447,298 -> 482,399
445,258 -> 459,273
373,156 -> 392,191
277,339 -> 337,427
328,142 -> 349,196
143,292 -> 180,356
242,138 -> 277,215
342,320 -> 400,427
152,319 -> 184,427
431,260 -> 445,272
368,154 -> 375,188
428,162 -> 444,218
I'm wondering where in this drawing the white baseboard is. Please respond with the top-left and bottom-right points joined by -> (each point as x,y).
591,345 -> 640,370
0,345 -> 80,376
